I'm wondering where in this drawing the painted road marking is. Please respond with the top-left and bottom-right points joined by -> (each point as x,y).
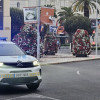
6,93 -> 60,100
76,70 -> 80,75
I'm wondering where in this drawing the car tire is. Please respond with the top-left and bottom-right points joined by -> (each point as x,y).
26,83 -> 40,90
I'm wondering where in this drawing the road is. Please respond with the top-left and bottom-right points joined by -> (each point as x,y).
1,60 -> 100,100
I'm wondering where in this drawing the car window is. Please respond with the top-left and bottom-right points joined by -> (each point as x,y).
0,44 -> 25,56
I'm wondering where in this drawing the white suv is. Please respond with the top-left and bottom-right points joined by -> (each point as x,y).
0,41 -> 42,90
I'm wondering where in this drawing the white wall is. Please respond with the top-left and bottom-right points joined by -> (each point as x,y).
0,0 -> 11,41
10,0 -> 28,9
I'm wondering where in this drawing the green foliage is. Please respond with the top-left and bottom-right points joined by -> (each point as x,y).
58,7 -> 74,24
10,8 -> 24,40
57,7 -> 81,25
64,16 -> 92,35
72,0 -> 100,17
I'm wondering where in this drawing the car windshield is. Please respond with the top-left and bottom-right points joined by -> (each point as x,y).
0,44 -> 25,56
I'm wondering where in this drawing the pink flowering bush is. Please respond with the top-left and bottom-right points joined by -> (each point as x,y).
44,32 -> 58,55
12,24 -> 43,57
72,29 -> 91,57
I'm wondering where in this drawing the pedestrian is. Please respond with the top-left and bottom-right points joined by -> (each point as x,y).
40,25 -> 45,42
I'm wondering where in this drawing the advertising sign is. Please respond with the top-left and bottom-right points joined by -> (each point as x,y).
40,7 -> 54,25
49,26 -> 57,33
91,19 -> 100,29
23,7 -> 37,23
0,0 -> 3,30
57,26 -> 65,34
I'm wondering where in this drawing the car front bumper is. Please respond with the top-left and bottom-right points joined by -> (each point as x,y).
0,77 -> 42,85
0,66 -> 42,85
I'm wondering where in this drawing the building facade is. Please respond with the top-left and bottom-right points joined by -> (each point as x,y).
10,0 -> 100,43
10,0 -> 37,9
10,0 -> 74,10
0,0 -> 11,41
10,0 -> 100,19
10,0 -> 75,12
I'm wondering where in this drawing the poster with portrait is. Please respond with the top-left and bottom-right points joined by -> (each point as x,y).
57,26 -> 65,34
23,7 -> 37,24
91,18 -> 100,29
0,0 -> 3,30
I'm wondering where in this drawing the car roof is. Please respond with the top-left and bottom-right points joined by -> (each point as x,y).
0,41 -> 15,44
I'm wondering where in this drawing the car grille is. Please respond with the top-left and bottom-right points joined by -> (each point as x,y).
4,62 -> 34,68
1,77 -> 39,85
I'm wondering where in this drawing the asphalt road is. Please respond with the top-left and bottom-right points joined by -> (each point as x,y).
1,60 -> 100,100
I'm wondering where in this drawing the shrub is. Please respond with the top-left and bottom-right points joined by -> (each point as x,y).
44,32 -> 58,55
12,24 -> 43,57
72,29 -> 91,57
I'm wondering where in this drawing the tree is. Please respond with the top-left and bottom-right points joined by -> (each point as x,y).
58,7 -> 74,24
10,8 -> 24,40
64,16 -> 92,43
72,0 -> 100,18
58,7 -> 81,25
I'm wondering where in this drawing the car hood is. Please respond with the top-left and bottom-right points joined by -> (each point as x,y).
0,55 -> 37,63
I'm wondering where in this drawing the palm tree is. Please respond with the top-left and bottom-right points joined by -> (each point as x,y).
58,7 -> 80,24
72,0 -> 100,18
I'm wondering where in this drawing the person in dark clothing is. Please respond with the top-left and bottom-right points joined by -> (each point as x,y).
40,31 -> 45,41
40,25 -> 45,41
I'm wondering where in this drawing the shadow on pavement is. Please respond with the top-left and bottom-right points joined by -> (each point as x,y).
0,84 -> 41,95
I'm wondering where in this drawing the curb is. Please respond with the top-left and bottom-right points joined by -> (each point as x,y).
40,57 -> 100,66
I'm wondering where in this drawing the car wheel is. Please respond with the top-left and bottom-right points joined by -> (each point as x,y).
26,83 -> 40,90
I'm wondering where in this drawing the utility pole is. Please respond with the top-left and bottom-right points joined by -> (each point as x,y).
45,0 -> 46,5
37,0 -> 40,61
64,0 -> 65,7
96,0 -> 98,55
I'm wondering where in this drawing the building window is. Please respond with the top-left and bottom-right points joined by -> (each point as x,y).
17,2 -> 20,8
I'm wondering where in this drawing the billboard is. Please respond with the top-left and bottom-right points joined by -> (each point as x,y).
49,25 -> 57,33
40,7 -> 54,25
57,26 -> 65,34
91,19 -> 100,29
23,7 -> 37,24
0,0 -> 3,30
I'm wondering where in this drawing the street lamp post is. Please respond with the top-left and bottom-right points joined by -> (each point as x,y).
45,0 -> 46,5
96,0 -> 98,55
37,0 -> 40,61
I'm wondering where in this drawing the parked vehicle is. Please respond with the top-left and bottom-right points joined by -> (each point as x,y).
0,41 -> 42,90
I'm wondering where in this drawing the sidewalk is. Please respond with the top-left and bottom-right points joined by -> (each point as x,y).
40,47 -> 100,65
40,54 -> 100,65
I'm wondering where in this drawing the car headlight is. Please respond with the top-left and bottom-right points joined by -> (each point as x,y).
0,63 -> 4,67
33,60 -> 40,67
